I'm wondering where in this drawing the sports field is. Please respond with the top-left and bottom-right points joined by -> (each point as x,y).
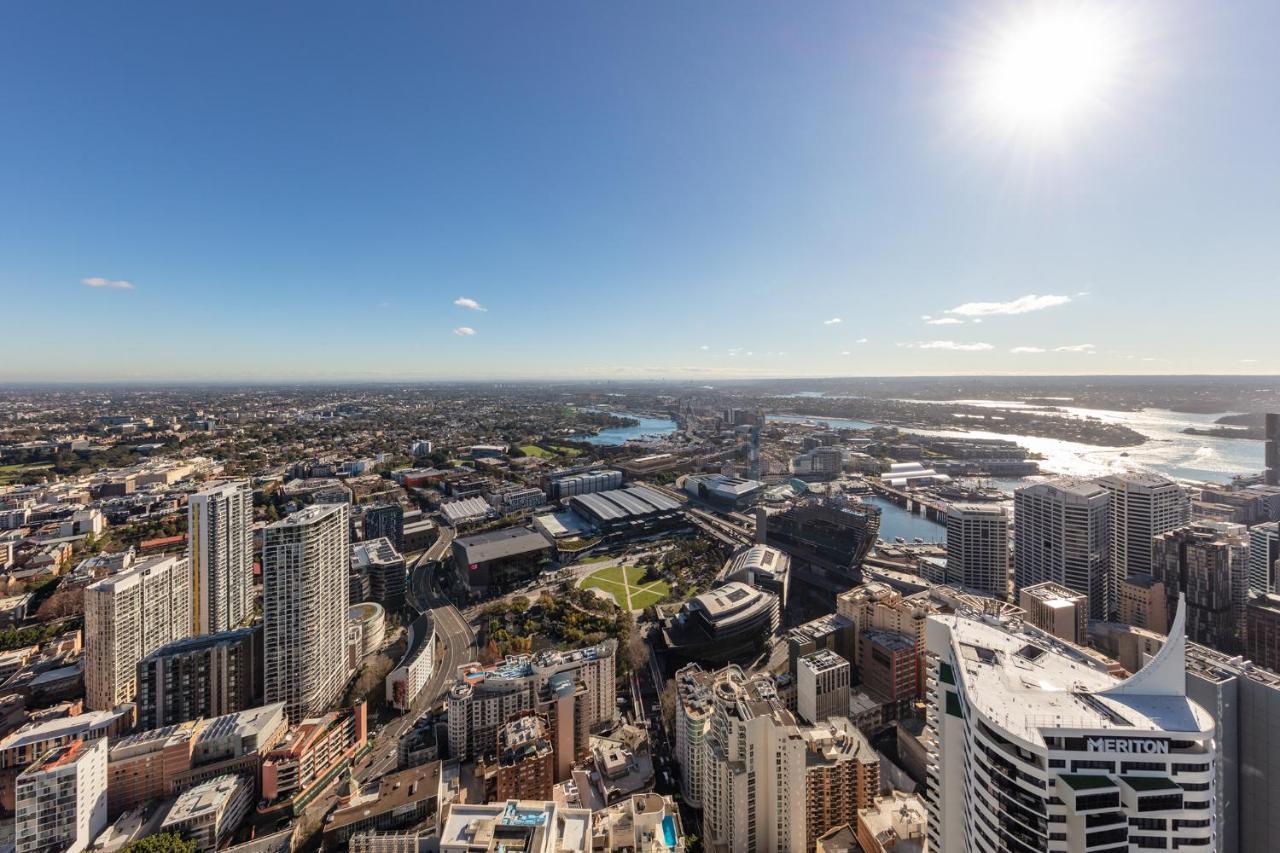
580,564 -> 669,610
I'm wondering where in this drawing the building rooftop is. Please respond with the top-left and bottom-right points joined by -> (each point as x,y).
351,537 -> 403,568
799,649 -> 849,675
932,606 -> 1213,746
1,708 -> 125,752
162,773 -> 248,824
454,526 -> 551,564
326,762 -> 442,834
858,791 -> 928,853
268,503 -> 345,528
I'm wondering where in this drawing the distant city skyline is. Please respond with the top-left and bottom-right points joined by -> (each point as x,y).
1,2 -> 1278,380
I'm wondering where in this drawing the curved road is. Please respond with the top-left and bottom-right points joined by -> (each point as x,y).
354,526 -> 474,784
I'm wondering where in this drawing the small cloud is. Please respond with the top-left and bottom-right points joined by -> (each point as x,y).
855,338 -> 868,344
1241,359 -> 1258,364
1010,346 -> 1046,354
840,350 -> 852,356
699,345 -> 710,350
453,297 -> 486,312
1141,357 -> 1159,362
1053,343 -> 1096,353
921,315 -> 932,320
1075,290 -> 1092,297
453,326 -> 477,336
926,317 -> 964,326
823,318 -> 843,325
972,318 -> 982,324
915,340 -> 995,351
82,276 -> 134,290
946,294 -> 1072,317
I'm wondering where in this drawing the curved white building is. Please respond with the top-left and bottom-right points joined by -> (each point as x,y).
925,599 -> 1216,852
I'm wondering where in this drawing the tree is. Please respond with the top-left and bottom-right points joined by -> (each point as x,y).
122,833 -> 197,853
659,681 -> 678,733
623,615 -> 649,673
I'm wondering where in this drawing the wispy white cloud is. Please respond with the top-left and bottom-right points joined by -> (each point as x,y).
1053,343 -> 1095,353
907,340 -> 995,351
453,297 -> 486,311
1010,346 -> 1046,353
946,294 -> 1072,317
699,345 -> 709,350
1241,358 -> 1258,364
840,351 -> 851,356
823,317 -> 843,325
453,326 -> 477,336
926,317 -> 964,326
82,276 -> 134,290
855,338 -> 868,344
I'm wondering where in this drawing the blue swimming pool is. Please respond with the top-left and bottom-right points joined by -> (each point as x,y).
662,814 -> 677,847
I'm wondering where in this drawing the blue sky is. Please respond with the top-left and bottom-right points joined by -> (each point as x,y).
1,1 -> 1277,381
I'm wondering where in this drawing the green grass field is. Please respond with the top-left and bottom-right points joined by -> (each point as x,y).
580,564 -> 670,610
0,463 -> 52,484
518,444 -> 554,458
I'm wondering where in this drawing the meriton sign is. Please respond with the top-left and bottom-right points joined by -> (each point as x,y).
1086,736 -> 1169,754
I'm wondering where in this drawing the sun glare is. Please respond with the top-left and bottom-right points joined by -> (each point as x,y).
971,3 -> 1130,143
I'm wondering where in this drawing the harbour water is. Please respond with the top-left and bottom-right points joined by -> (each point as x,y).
576,412 -> 678,446
771,407 -> 1263,485
862,495 -> 946,544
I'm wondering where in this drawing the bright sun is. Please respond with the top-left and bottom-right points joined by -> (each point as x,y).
971,3 -> 1130,142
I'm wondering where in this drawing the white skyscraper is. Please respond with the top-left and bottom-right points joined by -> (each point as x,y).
1098,472 -> 1190,585
14,738 -> 108,853
1013,478 -> 1111,619
263,503 -> 350,723
188,480 -> 255,634
944,503 -> 1010,599
1248,521 -> 1280,594
84,554 -> 191,711
925,599 -> 1216,853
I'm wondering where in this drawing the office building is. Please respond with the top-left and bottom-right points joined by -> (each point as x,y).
351,537 -> 407,609
944,503 -> 1009,598
1248,521 -> 1280,594
84,554 -> 192,711
1155,520 -> 1250,655
925,602 -> 1216,853
447,640 -> 616,765
362,503 -> 404,552
797,649 -> 851,725
859,629 -> 917,703
1117,572 -> 1168,634
1246,592 -> 1280,673
188,480 -> 254,635
1018,581 -> 1088,645
766,497 -> 881,577
493,712 -> 555,802
136,625 -> 262,730
1185,641 -> 1280,853
720,544 -> 791,609
263,504 -> 351,723
159,773 -> 254,852
683,473 -> 764,509
1013,478 -> 1111,618
1098,471 -> 1190,582
672,664 -> 878,852
14,739 -> 107,853
659,581 -> 779,665
106,702 -> 286,818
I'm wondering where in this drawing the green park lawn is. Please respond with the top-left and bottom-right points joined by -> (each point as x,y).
518,444 -> 554,458
580,563 -> 670,610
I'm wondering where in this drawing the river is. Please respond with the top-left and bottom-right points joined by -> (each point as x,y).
574,412 -> 678,446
